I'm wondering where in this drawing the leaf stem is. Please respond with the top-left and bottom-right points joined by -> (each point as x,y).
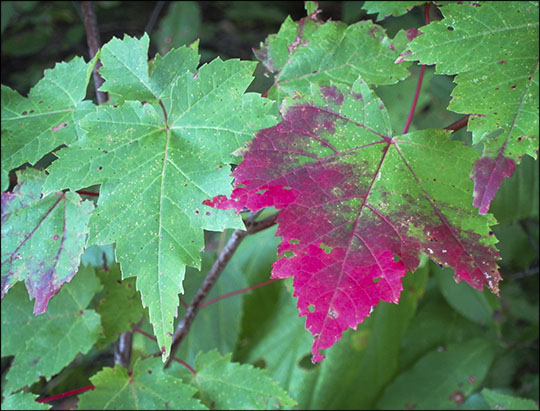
159,99 -> 169,126
76,190 -> 99,197
132,327 -> 196,375
444,115 -> 469,132
402,3 -> 431,134
165,211 -> 279,368
200,278 -> 281,308
36,385 -> 95,403
81,1 -> 107,104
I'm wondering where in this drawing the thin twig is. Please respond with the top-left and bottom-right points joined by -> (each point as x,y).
145,1 -> 166,35
165,211 -> 279,368
81,1 -> 107,104
114,331 -> 133,368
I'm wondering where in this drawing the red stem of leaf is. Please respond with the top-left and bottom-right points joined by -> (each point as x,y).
179,296 -> 189,309
132,328 -> 196,375
402,3 -> 431,135
201,278 -> 281,308
76,190 -> 99,197
159,100 -> 168,126
444,115 -> 469,132
36,385 -> 95,403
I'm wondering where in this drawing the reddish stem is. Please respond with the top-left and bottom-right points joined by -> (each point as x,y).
159,100 -> 168,126
444,115 -> 469,132
76,190 -> 99,197
201,278 -> 281,308
36,385 -> 95,403
132,328 -> 196,375
179,296 -> 189,309
402,3 -> 431,134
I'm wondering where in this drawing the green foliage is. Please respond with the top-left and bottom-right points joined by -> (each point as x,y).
0,1 -> 538,410
405,1 -> 539,162
362,1 -> 427,21
1,392 -> 50,410
78,357 -> 206,410
42,33 -> 275,359
153,2 -> 201,55
481,388 -> 539,411
95,265 -> 145,347
1,56 -> 96,191
1,265 -> 101,394
190,350 -> 296,409
377,338 -> 497,409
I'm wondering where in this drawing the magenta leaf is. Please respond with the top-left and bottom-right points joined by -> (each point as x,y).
206,80 -> 501,362
471,146 -> 517,215
1,169 -> 93,314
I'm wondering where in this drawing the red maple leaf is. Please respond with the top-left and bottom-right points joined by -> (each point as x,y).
206,80 -> 500,362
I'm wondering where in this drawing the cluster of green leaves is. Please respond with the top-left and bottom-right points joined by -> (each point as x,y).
1,1 -> 539,410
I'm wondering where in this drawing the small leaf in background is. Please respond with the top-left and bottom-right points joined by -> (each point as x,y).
377,338 -> 496,410
153,2 -> 201,55
1,392 -> 50,410
405,2 -> 539,214
43,34 -> 276,360
95,264 -> 145,347
481,388 -> 539,411
1,169 -> 94,314
254,3 -> 411,100
77,357 -> 207,410
207,79 -> 500,362
1,264 -> 101,394
435,265 -> 497,326
362,1 -> 427,21
0,55 -> 97,191
191,350 -> 296,410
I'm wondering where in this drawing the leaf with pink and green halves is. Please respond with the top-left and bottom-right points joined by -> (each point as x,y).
404,1 -> 539,214
206,80 -> 501,362
1,169 -> 93,314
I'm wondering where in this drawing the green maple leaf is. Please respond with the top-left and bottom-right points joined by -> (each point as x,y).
362,1 -> 427,21
77,357 -> 207,410
1,55 -> 97,191
405,1 -> 539,156
1,392 -> 50,410
43,33 -> 276,360
95,264 -> 145,348
190,350 -> 297,410
404,2 -> 539,213
255,3 -> 412,101
1,264 -> 101,394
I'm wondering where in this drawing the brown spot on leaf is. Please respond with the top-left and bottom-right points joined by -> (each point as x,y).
52,234 -> 60,240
